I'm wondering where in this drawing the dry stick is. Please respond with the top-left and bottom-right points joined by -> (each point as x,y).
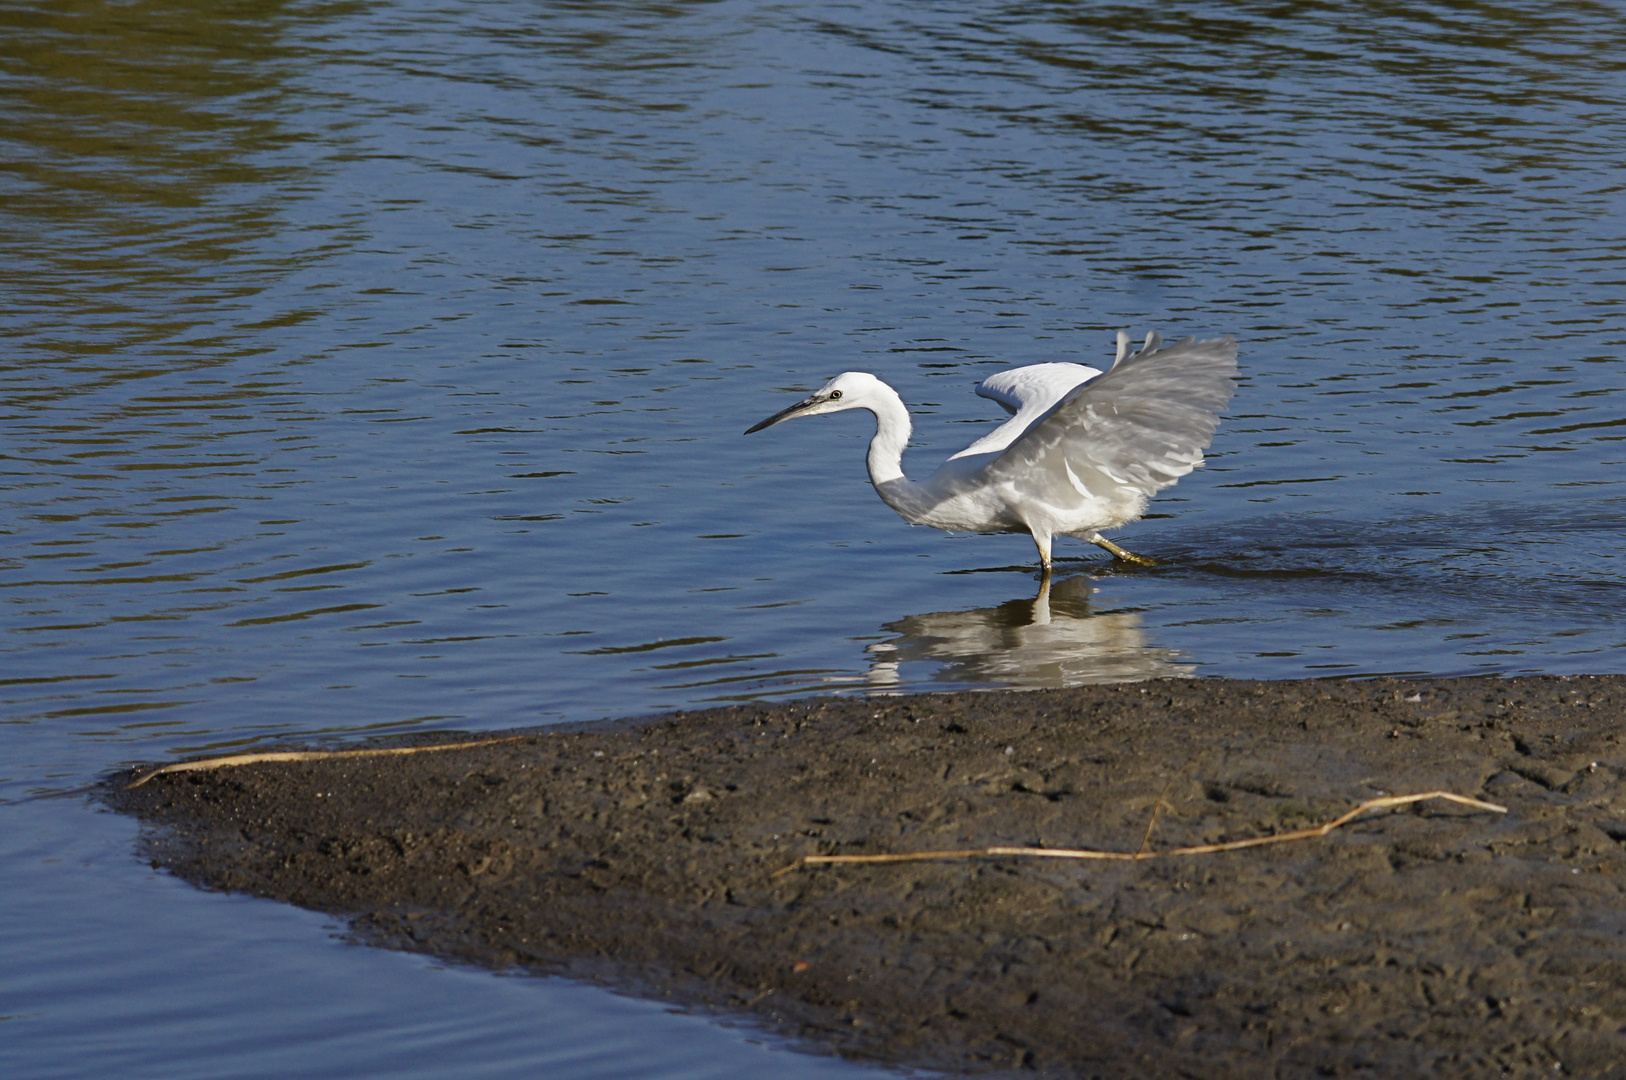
1135,755 -> 1200,857
774,791 -> 1506,876
124,736 -> 530,790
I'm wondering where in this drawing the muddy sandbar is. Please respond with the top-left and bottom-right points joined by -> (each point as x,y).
110,676 -> 1626,1078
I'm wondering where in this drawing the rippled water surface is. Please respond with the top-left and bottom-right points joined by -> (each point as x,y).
3,1 -> 1623,1075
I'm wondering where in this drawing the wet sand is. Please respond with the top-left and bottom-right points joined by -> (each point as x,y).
111,676 -> 1626,1078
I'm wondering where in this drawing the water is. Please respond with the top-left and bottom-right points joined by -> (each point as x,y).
2,0 -> 1622,1075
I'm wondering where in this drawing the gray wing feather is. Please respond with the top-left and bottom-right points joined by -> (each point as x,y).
986,335 -> 1238,503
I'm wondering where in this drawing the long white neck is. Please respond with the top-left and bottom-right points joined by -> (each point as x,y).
862,382 -> 912,486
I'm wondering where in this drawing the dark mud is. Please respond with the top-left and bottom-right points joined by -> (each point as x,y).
110,677 -> 1626,1078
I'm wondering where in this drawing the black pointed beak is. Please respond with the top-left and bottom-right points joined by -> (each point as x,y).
744,394 -> 820,435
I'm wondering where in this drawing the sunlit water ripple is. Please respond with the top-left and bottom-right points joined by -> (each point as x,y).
2,1 -> 1622,1076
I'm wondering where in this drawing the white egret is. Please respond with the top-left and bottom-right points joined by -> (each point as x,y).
745,330 -> 1237,571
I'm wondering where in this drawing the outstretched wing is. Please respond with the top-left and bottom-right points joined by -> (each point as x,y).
950,362 -> 1103,461
983,335 -> 1238,505
974,362 -> 1100,416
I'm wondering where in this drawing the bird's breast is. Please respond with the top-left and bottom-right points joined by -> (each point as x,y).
879,477 -> 1025,534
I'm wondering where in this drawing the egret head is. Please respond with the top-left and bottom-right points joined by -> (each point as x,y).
743,372 -> 885,434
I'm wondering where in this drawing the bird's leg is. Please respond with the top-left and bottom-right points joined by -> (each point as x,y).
1089,533 -> 1158,567
1030,530 -> 1053,576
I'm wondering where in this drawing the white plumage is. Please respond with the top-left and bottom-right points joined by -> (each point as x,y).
744,330 -> 1238,570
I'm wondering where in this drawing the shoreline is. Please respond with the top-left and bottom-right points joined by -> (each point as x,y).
112,675 -> 1626,1078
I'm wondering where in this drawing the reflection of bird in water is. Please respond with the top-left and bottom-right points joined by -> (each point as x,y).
746,330 -> 1237,571
864,572 -> 1193,689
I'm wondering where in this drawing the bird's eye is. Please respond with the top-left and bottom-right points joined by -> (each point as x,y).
828,390 -> 842,400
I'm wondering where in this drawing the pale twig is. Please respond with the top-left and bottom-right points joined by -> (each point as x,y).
773,791 -> 1506,876
124,736 -> 529,790
1135,756 -> 1199,857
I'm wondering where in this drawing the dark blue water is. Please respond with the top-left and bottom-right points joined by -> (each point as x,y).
3,1 -> 1623,1075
